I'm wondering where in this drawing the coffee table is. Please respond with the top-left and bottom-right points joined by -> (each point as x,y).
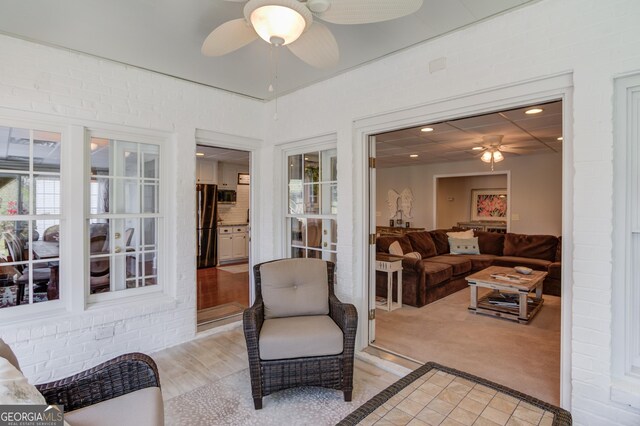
466,265 -> 547,324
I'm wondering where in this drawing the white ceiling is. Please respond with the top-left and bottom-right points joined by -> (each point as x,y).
375,100 -> 563,168
196,145 -> 250,164
0,0 -> 532,100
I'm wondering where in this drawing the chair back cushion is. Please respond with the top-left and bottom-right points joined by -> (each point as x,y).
0,357 -> 45,405
0,339 -> 20,372
260,258 -> 329,319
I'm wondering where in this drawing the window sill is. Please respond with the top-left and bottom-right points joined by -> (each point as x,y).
611,378 -> 640,410
87,292 -> 177,316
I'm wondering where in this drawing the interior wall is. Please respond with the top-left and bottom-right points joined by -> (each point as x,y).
436,174 -> 508,229
376,153 -> 562,235
218,162 -> 250,225
261,1 -> 640,421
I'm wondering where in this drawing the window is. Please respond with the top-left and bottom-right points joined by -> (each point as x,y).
88,135 -> 161,297
613,73 -> 640,406
0,125 -> 61,309
286,148 -> 337,262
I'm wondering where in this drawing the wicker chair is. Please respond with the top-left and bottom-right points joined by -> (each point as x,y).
243,258 -> 358,410
0,339 -> 163,425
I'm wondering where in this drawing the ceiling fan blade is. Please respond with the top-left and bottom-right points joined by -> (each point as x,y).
316,0 -> 423,25
201,19 -> 258,56
499,146 -> 537,155
223,0 -> 248,2
287,22 -> 339,68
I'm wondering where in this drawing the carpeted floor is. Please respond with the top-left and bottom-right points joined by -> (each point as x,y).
374,288 -> 561,405
164,368 -> 381,426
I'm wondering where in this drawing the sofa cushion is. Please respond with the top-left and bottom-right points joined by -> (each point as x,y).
474,231 -> 505,256
555,236 -> 562,262
447,229 -> 474,239
503,233 -> 558,261
418,261 -> 452,288
425,255 -> 472,276
0,357 -> 46,406
65,387 -> 164,426
406,231 -> 437,258
376,235 -> 413,254
448,237 -> 480,255
259,315 -> 343,360
0,339 -> 20,372
260,259 -> 329,319
492,256 -> 552,271
429,230 -> 450,255
455,254 -> 496,271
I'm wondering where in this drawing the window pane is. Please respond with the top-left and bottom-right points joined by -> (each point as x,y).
307,249 -> 322,259
90,178 -> 110,214
113,179 -> 140,214
291,247 -> 305,258
90,138 -> 110,176
0,221 -> 30,263
142,183 -> 158,213
0,173 -> 29,215
288,154 -> 303,214
303,152 -> 319,184
33,130 -> 61,173
306,219 -> 322,249
31,261 -> 59,303
142,146 -> 159,179
141,252 -> 157,278
291,218 -> 304,247
142,218 -> 157,250
304,184 -> 319,214
0,126 -> 30,172
34,175 -> 60,215
120,141 -> 139,178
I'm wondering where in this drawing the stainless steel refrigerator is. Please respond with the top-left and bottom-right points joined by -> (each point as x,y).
197,184 -> 218,269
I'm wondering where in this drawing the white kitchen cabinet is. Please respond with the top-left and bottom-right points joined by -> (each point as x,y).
217,225 -> 248,264
196,159 -> 218,184
218,162 -> 249,190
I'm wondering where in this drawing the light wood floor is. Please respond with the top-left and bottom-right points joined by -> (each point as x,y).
373,287 -> 561,405
151,324 -> 402,403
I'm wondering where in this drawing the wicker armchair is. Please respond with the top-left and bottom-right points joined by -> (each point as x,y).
244,258 -> 358,410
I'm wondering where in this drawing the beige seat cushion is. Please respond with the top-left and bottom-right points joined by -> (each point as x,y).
65,387 -> 164,426
259,315 -> 343,360
260,258 -> 329,319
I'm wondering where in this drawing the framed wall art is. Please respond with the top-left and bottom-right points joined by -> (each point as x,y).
471,189 -> 508,221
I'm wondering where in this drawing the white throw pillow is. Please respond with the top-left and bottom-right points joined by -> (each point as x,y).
0,357 -> 46,405
448,237 -> 480,255
388,241 -> 403,256
446,229 -> 474,239
404,251 -> 422,260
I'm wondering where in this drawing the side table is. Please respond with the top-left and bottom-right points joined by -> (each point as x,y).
375,253 -> 403,311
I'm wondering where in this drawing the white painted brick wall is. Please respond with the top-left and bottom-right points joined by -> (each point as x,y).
258,0 -> 640,423
0,33 -> 264,384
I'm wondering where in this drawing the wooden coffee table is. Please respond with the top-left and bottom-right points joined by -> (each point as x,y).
466,265 -> 547,324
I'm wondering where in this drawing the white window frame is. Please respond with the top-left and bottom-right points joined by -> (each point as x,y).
85,127 -> 167,304
612,72 -> 640,409
283,141 -> 337,262
0,117 -> 65,318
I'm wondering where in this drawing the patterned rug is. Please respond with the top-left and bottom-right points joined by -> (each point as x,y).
164,368 -> 380,426
338,362 -> 571,426
217,264 -> 249,274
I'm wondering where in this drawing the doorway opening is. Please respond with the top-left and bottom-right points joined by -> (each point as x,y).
196,144 -> 250,331
368,100 -> 564,405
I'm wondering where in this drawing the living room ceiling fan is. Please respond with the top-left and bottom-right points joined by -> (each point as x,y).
474,135 -> 532,170
201,0 -> 424,68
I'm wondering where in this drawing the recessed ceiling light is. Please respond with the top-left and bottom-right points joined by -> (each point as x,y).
525,108 -> 543,115
420,127 -> 434,132
557,136 -> 563,141
196,152 -> 205,157
304,157 -> 309,160
472,147 -> 484,151
410,154 -> 419,158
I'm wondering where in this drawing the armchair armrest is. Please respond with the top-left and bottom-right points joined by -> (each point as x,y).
329,294 -> 358,355
35,352 -> 160,412
243,296 -> 265,400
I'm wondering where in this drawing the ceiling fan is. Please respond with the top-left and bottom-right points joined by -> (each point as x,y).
473,135 -> 532,170
201,0 -> 424,68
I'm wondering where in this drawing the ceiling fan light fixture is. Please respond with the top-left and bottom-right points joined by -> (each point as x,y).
492,150 -> 504,162
472,146 -> 484,151
480,151 -> 493,163
245,0 -> 313,46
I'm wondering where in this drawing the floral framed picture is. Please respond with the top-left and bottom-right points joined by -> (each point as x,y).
471,189 -> 508,221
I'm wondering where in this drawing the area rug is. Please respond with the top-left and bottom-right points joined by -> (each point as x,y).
164,368 -> 380,426
337,361 -> 572,426
217,264 -> 249,274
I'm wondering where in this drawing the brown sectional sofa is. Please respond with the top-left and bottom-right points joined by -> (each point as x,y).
376,230 -> 562,308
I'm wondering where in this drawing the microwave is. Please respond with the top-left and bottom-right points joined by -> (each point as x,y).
217,189 -> 236,203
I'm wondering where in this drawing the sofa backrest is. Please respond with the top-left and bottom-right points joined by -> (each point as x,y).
503,233 -> 559,261
474,231 -> 506,256
376,235 -> 413,254
405,231 -> 438,258
428,230 -> 450,255
555,236 -> 562,262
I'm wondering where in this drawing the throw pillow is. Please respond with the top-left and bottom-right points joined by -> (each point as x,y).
446,229 -> 474,239
0,357 -> 46,405
448,237 -> 480,255
404,251 -> 422,260
388,241 -> 403,256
